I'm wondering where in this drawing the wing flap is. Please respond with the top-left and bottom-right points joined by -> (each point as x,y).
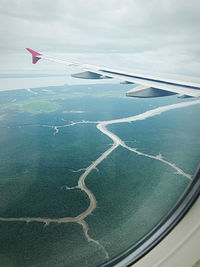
95,69 -> 200,97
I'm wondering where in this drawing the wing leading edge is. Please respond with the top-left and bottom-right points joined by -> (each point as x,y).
26,48 -> 200,98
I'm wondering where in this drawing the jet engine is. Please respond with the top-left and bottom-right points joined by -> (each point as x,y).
71,71 -> 111,79
126,85 -> 176,98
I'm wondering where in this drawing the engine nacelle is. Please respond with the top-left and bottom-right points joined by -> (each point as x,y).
71,71 -> 111,79
120,81 -> 134,84
178,94 -> 193,98
126,85 -> 176,98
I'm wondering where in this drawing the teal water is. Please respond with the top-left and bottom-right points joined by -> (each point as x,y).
85,146 -> 189,261
0,82 -> 199,266
0,222 -> 105,267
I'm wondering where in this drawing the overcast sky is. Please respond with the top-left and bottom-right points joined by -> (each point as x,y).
1,0 -> 200,78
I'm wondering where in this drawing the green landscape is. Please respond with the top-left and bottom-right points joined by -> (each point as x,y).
0,83 -> 199,267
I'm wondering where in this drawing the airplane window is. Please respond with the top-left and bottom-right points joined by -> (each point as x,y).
0,76 -> 199,267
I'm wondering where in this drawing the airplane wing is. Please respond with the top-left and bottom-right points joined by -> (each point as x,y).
26,48 -> 200,98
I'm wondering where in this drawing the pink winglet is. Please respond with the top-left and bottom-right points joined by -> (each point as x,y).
26,48 -> 42,64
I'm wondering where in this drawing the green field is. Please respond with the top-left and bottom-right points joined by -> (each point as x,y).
21,100 -> 61,114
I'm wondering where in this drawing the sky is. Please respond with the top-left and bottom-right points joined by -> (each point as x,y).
0,0 -> 200,79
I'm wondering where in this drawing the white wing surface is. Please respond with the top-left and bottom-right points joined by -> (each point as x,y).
26,48 -> 200,98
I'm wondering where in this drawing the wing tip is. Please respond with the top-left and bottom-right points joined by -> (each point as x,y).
26,48 -> 42,64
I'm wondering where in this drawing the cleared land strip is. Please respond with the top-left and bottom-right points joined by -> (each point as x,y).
0,99 -> 200,259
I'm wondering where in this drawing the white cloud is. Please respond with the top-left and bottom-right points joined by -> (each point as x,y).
0,0 -> 200,79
